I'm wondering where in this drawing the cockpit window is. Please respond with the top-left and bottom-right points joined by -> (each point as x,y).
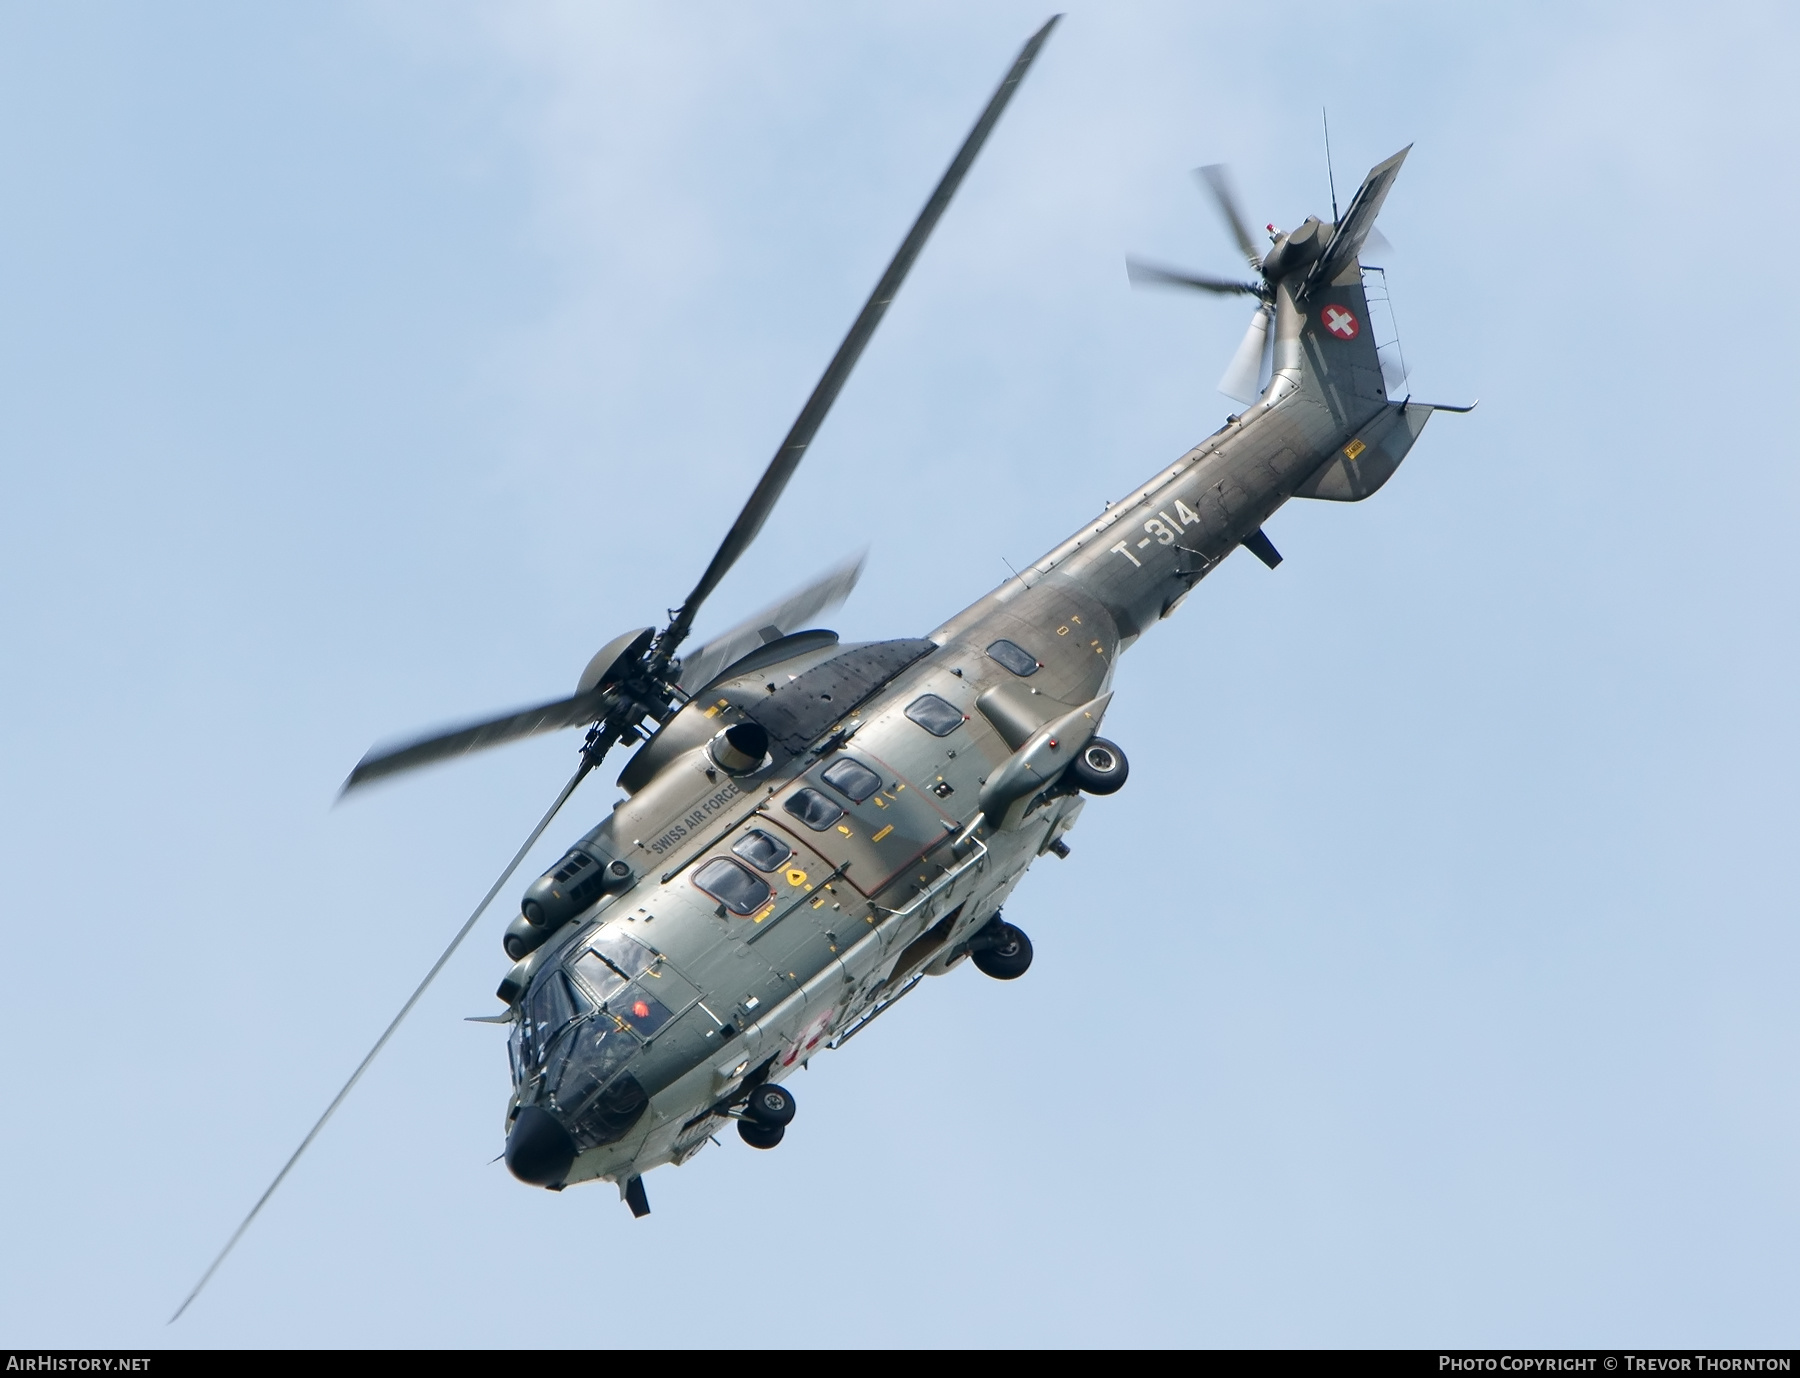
610,988 -> 673,1039
986,639 -> 1040,677
521,970 -> 589,1070
592,928 -> 655,977
821,756 -> 882,803
784,787 -> 845,831
905,693 -> 965,737
569,928 -> 657,1005
732,829 -> 791,872
548,1020 -> 634,1115
570,949 -> 627,1005
693,857 -> 772,916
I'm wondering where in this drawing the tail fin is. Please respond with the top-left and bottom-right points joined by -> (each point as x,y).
1306,146 -> 1410,293
1287,147 -> 1411,425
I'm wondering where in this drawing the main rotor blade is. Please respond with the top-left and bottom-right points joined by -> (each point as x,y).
675,550 -> 865,694
656,15 -> 1060,662
1126,256 -> 1262,297
340,688 -> 608,795
1195,164 -> 1261,271
170,761 -> 593,1324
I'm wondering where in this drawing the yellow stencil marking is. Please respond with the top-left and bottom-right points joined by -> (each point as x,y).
871,824 -> 894,843
1057,625 -> 1069,636
836,824 -> 853,837
811,896 -> 826,909
872,795 -> 888,809
785,868 -> 808,887
1344,438 -> 1366,461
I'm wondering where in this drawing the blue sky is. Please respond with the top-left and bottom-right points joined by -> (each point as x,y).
1,1 -> 1796,1348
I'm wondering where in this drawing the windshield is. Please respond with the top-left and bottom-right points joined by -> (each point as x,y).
515,969 -> 590,1080
547,1018 -> 636,1120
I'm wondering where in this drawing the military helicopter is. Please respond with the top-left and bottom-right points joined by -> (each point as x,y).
175,14 -> 1472,1319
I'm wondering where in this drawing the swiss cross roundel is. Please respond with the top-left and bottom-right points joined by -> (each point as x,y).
1320,304 -> 1360,339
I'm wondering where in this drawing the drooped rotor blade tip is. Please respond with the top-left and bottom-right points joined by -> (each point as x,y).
173,760 -> 597,1322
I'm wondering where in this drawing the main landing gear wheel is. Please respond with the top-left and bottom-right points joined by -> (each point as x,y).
745,1082 -> 797,1127
1066,737 -> 1128,795
969,917 -> 1033,981
737,1118 -> 785,1150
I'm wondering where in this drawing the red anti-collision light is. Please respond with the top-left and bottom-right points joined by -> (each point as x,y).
633,1000 -> 650,1019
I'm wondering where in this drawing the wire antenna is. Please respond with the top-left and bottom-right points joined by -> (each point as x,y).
1322,108 -> 1340,223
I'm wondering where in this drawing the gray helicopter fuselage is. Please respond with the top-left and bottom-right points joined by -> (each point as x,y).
501,264 -> 1438,1197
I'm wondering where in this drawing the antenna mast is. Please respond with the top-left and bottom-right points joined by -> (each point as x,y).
1322,107 -> 1340,223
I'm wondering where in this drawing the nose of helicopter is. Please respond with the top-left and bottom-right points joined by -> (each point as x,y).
505,1106 -> 576,1187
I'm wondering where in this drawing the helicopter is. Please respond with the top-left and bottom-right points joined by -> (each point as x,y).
175,14 -> 1472,1319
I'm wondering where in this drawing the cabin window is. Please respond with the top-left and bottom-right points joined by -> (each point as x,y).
784,787 -> 845,831
732,829 -> 792,872
821,756 -> 882,803
986,639 -> 1040,677
693,857 -> 772,916
905,693 -> 965,737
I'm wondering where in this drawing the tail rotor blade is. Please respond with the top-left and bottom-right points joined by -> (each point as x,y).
1218,304 -> 1274,405
1195,164 -> 1261,271
170,761 -> 594,1323
1125,257 -> 1262,298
